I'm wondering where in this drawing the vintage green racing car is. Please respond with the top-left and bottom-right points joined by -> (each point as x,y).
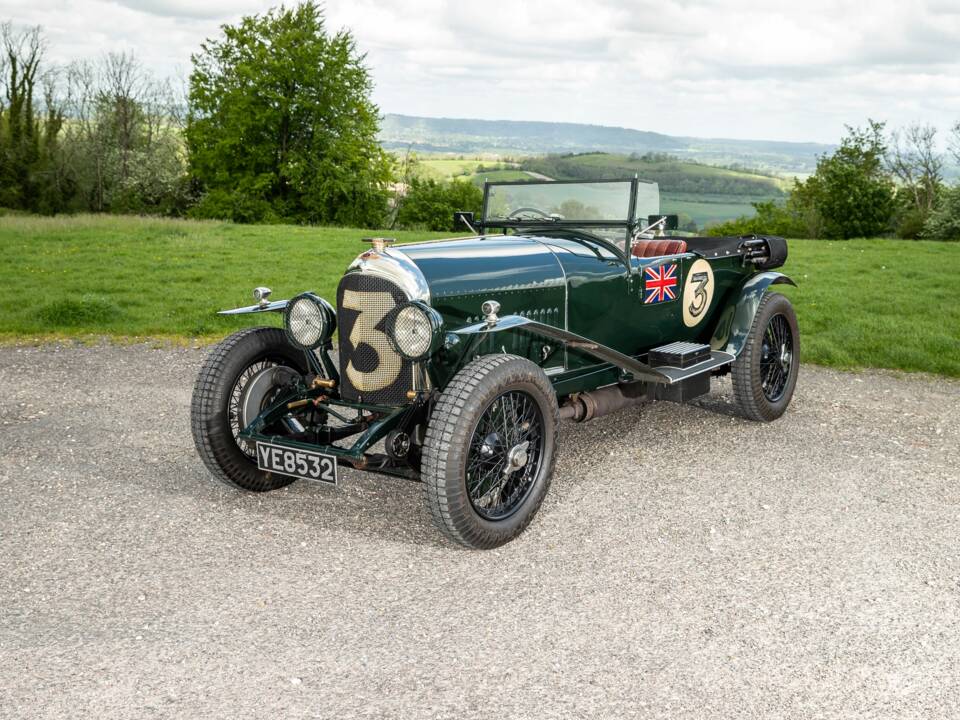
191,178 -> 799,549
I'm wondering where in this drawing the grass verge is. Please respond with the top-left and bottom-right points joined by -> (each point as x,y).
0,214 -> 457,341
1,215 -> 958,376
778,238 -> 959,377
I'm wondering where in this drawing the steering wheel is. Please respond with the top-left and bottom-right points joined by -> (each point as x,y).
506,206 -> 556,220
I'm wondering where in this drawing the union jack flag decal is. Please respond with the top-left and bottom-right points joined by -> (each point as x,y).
644,263 -> 679,304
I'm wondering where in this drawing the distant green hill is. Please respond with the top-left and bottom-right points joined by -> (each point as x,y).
522,153 -> 787,196
519,153 -> 786,229
380,114 -> 833,175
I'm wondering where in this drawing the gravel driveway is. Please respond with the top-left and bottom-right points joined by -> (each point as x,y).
2,343 -> 959,719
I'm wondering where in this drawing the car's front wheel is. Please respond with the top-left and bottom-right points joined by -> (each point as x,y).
422,354 -> 559,549
191,327 -> 309,491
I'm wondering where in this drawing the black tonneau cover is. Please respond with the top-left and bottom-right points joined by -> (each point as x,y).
681,235 -> 787,269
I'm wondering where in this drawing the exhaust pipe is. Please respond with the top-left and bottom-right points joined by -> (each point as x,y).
559,381 -> 648,422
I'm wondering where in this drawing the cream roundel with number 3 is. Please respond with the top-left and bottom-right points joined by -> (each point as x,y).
682,259 -> 715,328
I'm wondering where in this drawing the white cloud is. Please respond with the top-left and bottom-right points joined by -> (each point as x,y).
3,0 -> 960,143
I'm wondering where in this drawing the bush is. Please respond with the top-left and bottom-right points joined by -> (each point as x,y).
188,188 -> 280,224
707,199 -> 808,238
922,186 -> 960,240
395,178 -> 482,232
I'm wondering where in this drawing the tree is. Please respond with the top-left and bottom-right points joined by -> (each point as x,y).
794,121 -> 895,239
395,177 -> 483,231
186,2 -> 392,225
950,122 -> 960,167
58,52 -> 189,215
923,186 -> 960,240
887,124 -> 942,215
886,124 -> 943,237
0,22 -> 63,212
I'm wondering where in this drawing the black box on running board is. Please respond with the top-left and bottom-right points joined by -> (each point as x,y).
648,341 -> 711,369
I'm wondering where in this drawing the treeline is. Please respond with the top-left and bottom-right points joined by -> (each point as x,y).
0,6 -> 480,231
0,24 -> 188,215
521,152 -> 785,198
710,121 -> 960,240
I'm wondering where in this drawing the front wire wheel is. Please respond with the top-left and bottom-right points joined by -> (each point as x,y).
731,292 -> 800,421
422,354 -> 559,549
191,327 -> 309,491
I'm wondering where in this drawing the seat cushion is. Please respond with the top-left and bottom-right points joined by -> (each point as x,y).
631,239 -> 688,258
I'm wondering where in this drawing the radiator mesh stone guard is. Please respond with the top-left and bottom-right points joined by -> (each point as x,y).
336,272 -> 414,404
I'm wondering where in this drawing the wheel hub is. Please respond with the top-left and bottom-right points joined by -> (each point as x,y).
240,365 -> 299,429
466,390 -> 545,522
503,441 -> 530,475
779,345 -> 791,372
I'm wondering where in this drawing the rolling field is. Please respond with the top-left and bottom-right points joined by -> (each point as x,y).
1,214 -> 957,376
469,169 -> 530,185
524,152 -> 789,187
522,153 -> 788,227
415,157 -> 519,180
660,193 -> 760,227
406,152 -> 789,226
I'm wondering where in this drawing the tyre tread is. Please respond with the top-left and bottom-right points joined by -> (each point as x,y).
422,354 -> 559,549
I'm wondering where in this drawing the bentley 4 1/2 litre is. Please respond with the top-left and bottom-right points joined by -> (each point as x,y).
191,179 -> 798,548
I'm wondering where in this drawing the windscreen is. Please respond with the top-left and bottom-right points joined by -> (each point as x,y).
484,181 -> 634,224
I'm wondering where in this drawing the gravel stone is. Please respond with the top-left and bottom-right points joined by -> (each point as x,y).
1,342 -> 959,719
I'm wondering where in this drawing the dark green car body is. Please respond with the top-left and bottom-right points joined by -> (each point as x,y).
402,232 -> 765,396
221,179 -> 793,480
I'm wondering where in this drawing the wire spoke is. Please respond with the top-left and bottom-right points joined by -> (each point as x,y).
465,390 -> 545,521
759,314 -> 793,402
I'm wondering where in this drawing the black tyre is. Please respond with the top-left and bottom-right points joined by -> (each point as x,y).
731,292 -> 800,422
191,327 -> 309,491
422,354 -> 559,549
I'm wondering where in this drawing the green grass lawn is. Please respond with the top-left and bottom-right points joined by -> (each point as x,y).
0,215 -> 458,341
1,215 -> 958,376
777,239 -> 960,377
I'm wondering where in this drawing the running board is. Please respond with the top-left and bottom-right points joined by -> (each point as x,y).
651,350 -> 734,383
454,316 -> 734,385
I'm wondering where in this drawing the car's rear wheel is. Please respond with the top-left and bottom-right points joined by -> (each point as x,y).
731,292 -> 800,421
422,354 -> 559,549
191,327 -> 309,491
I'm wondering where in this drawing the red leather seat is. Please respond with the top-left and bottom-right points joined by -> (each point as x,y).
631,239 -> 688,258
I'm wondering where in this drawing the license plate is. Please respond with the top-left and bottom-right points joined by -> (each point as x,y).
256,441 -> 338,485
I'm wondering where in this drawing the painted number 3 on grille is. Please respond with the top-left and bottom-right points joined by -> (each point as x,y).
341,289 -> 403,392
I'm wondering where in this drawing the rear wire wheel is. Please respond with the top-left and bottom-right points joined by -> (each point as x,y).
731,292 -> 800,422
422,354 -> 559,549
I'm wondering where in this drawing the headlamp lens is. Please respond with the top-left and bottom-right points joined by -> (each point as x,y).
392,304 -> 434,358
286,295 -> 326,348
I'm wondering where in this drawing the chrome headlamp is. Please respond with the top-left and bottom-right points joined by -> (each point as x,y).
387,301 -> 443,360
284,293 -> 336,350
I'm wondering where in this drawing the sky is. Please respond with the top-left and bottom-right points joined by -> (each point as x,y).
3,0 -> 960,144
